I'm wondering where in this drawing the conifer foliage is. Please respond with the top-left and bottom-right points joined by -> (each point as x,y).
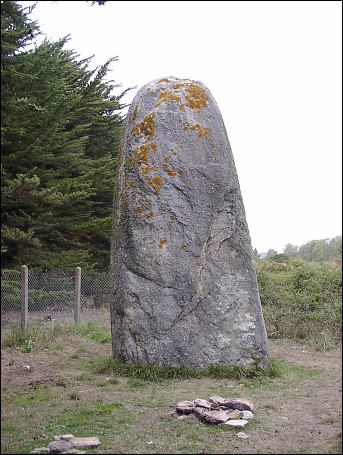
1,1 -> 128,271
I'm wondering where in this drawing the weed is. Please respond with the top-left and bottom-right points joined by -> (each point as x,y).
68,391 -> 81,401
19,339 -> 35,353
72,321 -> 111,344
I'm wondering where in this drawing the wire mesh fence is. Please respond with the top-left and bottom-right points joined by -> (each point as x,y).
1,267 -> 111,332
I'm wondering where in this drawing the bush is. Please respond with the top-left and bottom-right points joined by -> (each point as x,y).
256,259 -> 342,348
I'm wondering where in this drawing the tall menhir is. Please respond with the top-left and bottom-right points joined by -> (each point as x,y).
110,77 -> 269,368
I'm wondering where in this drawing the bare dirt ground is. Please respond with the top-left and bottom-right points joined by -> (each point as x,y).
1,317 -> 342,454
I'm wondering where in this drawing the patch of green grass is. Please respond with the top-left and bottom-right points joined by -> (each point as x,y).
75,372 -> 93,382
107,377 -> 119,385
1,324 -> 68,349
127,378 -> 147,389
72,321 -> 111,344
69,352 -> 80,359
68,391 -> 81,401
12,388 -> 53,407
49,343 -> 63,352
322,415 -> 338,424
90,356 -> 289,383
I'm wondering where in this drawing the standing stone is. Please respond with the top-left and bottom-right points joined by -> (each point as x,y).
110,76 -> 269,368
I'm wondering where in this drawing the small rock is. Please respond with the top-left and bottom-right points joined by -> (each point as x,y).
176,400 -> 195,414
23,365 -> 31,371
59,435 -> 75,441
199,410 -> 229,424
237,432 -> 249,439
219,419 -> 249,428
60,450 -> 86,454
241,410 -> 254,420
194,407 -> 207,419
30,449 -> 50,454
69,437 -> 101,449
194,399 -> 212,409
226,409 -> 242,420
209,396 -> 231,407
229,399 -> 254,411
48,440 -> 73,453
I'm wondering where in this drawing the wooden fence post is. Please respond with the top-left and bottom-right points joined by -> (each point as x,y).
21,265 -> 28,330
74,267 -> 81,324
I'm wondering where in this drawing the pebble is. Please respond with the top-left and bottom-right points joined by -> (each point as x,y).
241,410 -> 254,419
237,432 -> 249,439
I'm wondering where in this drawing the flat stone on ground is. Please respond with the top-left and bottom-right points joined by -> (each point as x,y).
199,410 -> 229,424
176,400 -> 195,414
30,449 -> 50,454
209,396 -> 231,407
69,437 -> 101,449
48,441 -> 73,453
60,450 -> 86,454
194,399 -> 212,409
237,432 -> 249,439
219,419 -> 249,428
229,399 -> 254,411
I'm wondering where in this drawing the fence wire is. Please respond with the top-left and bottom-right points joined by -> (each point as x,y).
1,268 -> 112,330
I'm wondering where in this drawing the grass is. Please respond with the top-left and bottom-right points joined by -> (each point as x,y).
90,356 -> 296,383
71,321 -> 112,344
1,317 -> 339,454
1,320 -> 111,352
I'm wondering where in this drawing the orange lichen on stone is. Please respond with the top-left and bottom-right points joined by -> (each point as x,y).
179,83 -> 208,110
172,83 -> 185,90
147,175 -> 165,193
167,171 -> 177,177
131,114 -> 155,138
183,122 -> 209,138
163,155 -> 170,162
159,238 -> 167,248
133,144 -> 149,164
146,212 -> 155,219
131,142 -> 156,166
140,165 -> 151,174
154,91 -> 181,108
156,78 -> 170,83
179,244 -> 186,250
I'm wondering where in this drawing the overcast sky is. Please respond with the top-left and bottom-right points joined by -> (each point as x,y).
20,0 -> 342,253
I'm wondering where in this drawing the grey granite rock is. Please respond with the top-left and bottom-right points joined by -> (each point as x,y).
229,399 -> 254,411
176,400 -> 195,414
110,76 -> 269,368
30,449 -> 50,454
68,438 -> 100,449
48,441 -> 73,453
219,419 -> 249,428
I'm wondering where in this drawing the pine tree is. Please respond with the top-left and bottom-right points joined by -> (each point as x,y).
1,1 -> 128,270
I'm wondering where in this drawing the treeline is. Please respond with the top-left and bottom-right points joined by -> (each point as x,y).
1,1 -> 129,271
254,236 -> 342,264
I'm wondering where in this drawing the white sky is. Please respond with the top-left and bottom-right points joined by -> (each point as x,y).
20,0 -> 342,253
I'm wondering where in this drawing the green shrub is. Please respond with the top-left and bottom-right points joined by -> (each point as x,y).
256,259 -> 342,348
